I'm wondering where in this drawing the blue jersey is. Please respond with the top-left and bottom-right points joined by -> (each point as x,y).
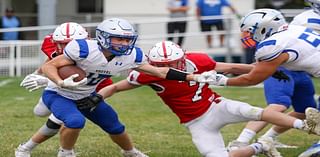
196,0 -> 230,24
46,39 -> 146,100
255,25 -> 320,77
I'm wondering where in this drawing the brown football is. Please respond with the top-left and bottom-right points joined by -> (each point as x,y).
58,65 -> 86,82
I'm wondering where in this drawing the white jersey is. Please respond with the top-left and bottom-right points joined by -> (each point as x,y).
290,9 -> 320,33
46,39 -> 147,100
255,25 -> 320,77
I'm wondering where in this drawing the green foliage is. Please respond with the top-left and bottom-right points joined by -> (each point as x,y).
0,77 -> 319,157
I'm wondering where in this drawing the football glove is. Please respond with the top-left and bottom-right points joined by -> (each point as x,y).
272,70 -> 290,82
20,74 -> 49,92
209,74 -> 229,86
57,74 -> 87,88
194,71 -> 217,83
75,94 -> 103,111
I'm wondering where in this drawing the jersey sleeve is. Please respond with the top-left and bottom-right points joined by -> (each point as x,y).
41,35 -> 57,59
254,39 -> 286,61
127,70 -> 163,85
133,47 -> 147,65
186,53 -> 216,73
63,39 -> 89,61
290,14 -> 305,26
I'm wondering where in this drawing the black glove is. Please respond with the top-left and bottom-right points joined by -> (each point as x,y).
75,94 -> 103,111
272,70 -> 290,82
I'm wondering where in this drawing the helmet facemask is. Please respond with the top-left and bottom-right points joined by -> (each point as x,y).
55,41 -> 69,55
149,57 -> 186,71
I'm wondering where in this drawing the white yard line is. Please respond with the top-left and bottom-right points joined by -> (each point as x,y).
0,79 -> 13,87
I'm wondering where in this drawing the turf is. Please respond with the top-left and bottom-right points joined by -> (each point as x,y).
0,77 -> 319,157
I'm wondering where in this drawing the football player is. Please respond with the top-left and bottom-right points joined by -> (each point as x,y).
97,40 -> 320,157
15,22 -> 115,157
205,8 -> 320,89
290,0 -> 320,156
228,5 -> 319,151
39,18 -> 209,157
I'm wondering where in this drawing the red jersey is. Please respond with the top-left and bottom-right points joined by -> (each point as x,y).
127,53 -> 221,123
40,35 -> 113,90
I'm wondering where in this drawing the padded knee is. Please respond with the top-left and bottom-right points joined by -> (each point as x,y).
64,115 -> 86,129
46,118 -> 62,129
39,121 -> 60,137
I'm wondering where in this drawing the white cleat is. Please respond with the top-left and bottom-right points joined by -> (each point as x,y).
121,148 -> 149,157
57,148 -> 76,157
15,144 -> 31,157
258,137 -> 282,157
303,107 -> 320,135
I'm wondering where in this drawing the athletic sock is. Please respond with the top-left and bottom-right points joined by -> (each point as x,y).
262,128 -> 280,139
236,128 -> 256,143
22,139 -> 39,150
293,119 -> 304,129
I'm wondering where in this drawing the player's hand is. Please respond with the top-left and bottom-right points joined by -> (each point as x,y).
75,94 -> 103,111
58,74 -> 87,88
194,71 -> 217,83
209,74 -> 229,86
20,74 -> 49,92
272,70 -> 290,82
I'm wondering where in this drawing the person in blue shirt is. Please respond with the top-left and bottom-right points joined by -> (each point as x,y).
196,0 -> 239,48
0,8 -> 22,40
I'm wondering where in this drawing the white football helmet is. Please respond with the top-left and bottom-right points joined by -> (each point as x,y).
147,41 -> 186,70
306,0 -> 320,14
96,18 -> 138,56
53,22 -> 88,43
239,9 -> 287,48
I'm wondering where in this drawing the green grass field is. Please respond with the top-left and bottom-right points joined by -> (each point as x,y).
0,77 -> 319,157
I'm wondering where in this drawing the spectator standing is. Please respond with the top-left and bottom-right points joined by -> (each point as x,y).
167,0 -> 190,47
196,0 -> 239,48
0,8 -> 22,40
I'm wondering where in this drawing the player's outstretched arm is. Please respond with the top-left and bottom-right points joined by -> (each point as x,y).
215,62 -> 254,75
135,63 -> 201,82
227,58 -> 283,86
98,79 -> 138,99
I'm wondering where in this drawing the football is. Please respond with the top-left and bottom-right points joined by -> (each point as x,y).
58,65 -> 86,82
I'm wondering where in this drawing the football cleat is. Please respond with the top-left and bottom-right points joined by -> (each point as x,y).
227,140 -> 249,151
121,148 -> 149,157
57,148 -> 76,157
258,137 -> 282,157
303,107 -> 320,135
298,142 -> 320,157
15,144 -> 31,157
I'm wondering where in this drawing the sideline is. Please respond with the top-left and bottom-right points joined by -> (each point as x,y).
0,79 -> 13,87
